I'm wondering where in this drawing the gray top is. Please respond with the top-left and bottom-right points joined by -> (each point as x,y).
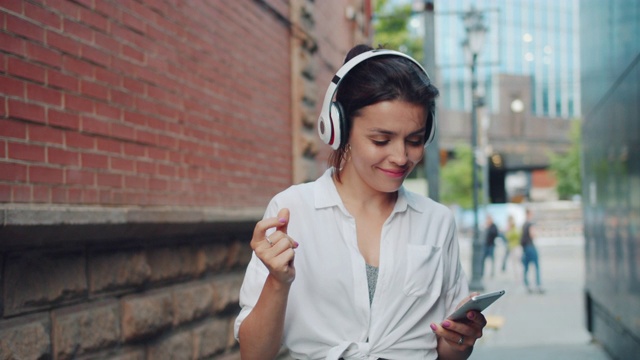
366,263 -> 379,305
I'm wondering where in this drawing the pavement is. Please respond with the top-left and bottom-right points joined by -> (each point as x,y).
459,236 -> 613,360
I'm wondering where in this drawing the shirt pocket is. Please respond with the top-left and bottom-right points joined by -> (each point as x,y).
403,244 -> 443,297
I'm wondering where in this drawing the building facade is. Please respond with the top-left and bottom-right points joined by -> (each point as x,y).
0,1 -> 371,358
430,0 -> 580,202
580,0 -> 640,358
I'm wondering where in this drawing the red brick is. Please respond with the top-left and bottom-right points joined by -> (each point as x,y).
0,183 -> 11,201
48,109 -> 81,129
8,142 -> 46,162
0,119 -> 27,139
110,157 -> 134,172
65,169 -> 95,185
96,102 -> 121,119
12,184 -> 31,202
135,160 -> 154,174
0,75 -> 25,98
94,32 -> 121,55
26,41 -> 63,68
81,116 -> 110,136
7,99 -> 46,123
0,31 -> 26,56
26,83 -> 63,107
81,153 -> 108,169
0,161 -> 28,181
32,184 -> 51,202
29,165 -> 64,184
95,67 -> 121,87
81,43 -> 110,67
96,138 -> 121,153
7,57 -> 46,83
82,188 -> 98,203
122,44 -> 144,63
48,147 -> 79,166
47,68 -> 80,92
63,55 -> 95,79
24,2 -> 63,30
97,172 -> 122,187
65,93 -> 95,113
123,143 -> 145,157
124,175 -> 146,189
51,186 -> 67,202
79,7 -> 109,32
46,30 -> 81,57
65,132 -> 95,150
81,79 -> 109,101
28,123 -> 64,144
63,18 -> 93,43
6,12 -> 45,42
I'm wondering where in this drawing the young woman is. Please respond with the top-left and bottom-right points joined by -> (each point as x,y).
235,44 -> 487,360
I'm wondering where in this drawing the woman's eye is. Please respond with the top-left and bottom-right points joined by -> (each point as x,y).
372,139 -> 389,146
407,138 -> 424,146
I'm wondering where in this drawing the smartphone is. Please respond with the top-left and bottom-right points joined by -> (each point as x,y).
447,290 -> 506,321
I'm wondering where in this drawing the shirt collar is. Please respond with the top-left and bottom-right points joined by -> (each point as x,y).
314,168 -> 425,213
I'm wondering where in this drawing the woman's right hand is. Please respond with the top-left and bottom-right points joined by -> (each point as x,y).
251,207 -> 299,285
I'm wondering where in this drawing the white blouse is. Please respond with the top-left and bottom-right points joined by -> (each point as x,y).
235,169 -> 469,360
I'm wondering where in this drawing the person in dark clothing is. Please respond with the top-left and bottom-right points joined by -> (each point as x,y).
521,209 -> 544,293
483,215 -> 499,277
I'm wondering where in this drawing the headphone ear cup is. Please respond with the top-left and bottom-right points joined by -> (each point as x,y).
329,101 -> 345,150
424,109 -> 436,147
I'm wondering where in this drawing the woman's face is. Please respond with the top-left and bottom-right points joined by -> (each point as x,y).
343,100 -> 426,194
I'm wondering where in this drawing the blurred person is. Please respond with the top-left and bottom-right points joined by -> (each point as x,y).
521,209 -> 544,293
482,215 -> 499,278
234,45 -> 487,360
501,215 -> 522,281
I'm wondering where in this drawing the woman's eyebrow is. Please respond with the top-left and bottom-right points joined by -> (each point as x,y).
367,127 -> 426,135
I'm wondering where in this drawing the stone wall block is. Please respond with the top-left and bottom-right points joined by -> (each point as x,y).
192,318 -> 230,358
51,300 -> 120,359
146,246 -> 199,283
197,243 -> 229,273
171,281 -> 215,326
0,313 -> 50,359
121,290 -> 173,341
4,251 -> 86,315
88,250 -> 151,294
211,274 -> 243,313
146,331 -> 194,360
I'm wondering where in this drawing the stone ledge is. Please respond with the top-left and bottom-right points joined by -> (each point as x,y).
0,205 -> 264,250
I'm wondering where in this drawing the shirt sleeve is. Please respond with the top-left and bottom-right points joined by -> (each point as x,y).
233,198 -> 279,341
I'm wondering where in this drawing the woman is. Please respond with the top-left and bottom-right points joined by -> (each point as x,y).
235,44 -> 487,359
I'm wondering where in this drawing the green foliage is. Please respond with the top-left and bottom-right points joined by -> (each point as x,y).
548,119 -> 582,199
372,0 -> 423,62
440,144 -> 474,208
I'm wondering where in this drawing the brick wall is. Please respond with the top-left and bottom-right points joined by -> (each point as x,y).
0,0 -> 292,208
0,0 -> 371,358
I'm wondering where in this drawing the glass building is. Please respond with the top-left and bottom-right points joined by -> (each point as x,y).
434,0 -> 581,119
580,0 -> 640,357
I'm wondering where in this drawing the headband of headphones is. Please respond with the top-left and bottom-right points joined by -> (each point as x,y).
317,49 -> 436,150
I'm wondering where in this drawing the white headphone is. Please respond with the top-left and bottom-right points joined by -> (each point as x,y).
317,49 -> 436,150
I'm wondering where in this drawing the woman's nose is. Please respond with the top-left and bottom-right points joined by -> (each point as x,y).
389,142 -> 408,165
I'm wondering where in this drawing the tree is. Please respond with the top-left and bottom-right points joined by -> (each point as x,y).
548,119 -> 582,200
372,0 -> 423,61
440,144 -> 472,208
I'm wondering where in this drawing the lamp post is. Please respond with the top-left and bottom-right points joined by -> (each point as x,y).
462,6 -> 487,291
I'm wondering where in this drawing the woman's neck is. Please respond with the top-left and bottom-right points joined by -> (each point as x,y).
332,169 -> 397,215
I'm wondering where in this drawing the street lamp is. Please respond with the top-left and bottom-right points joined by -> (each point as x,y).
462,6 -> 487,291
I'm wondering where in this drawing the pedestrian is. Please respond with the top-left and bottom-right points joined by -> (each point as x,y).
482,215 -> 499,277
521,208 -> 544,293
234,44 -> 487,360
501,215 -> 522,281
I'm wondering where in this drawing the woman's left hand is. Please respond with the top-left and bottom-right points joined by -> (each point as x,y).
430,294 -> 487,353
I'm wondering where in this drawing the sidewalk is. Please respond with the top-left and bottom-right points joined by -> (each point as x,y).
459,236 -> 612,360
